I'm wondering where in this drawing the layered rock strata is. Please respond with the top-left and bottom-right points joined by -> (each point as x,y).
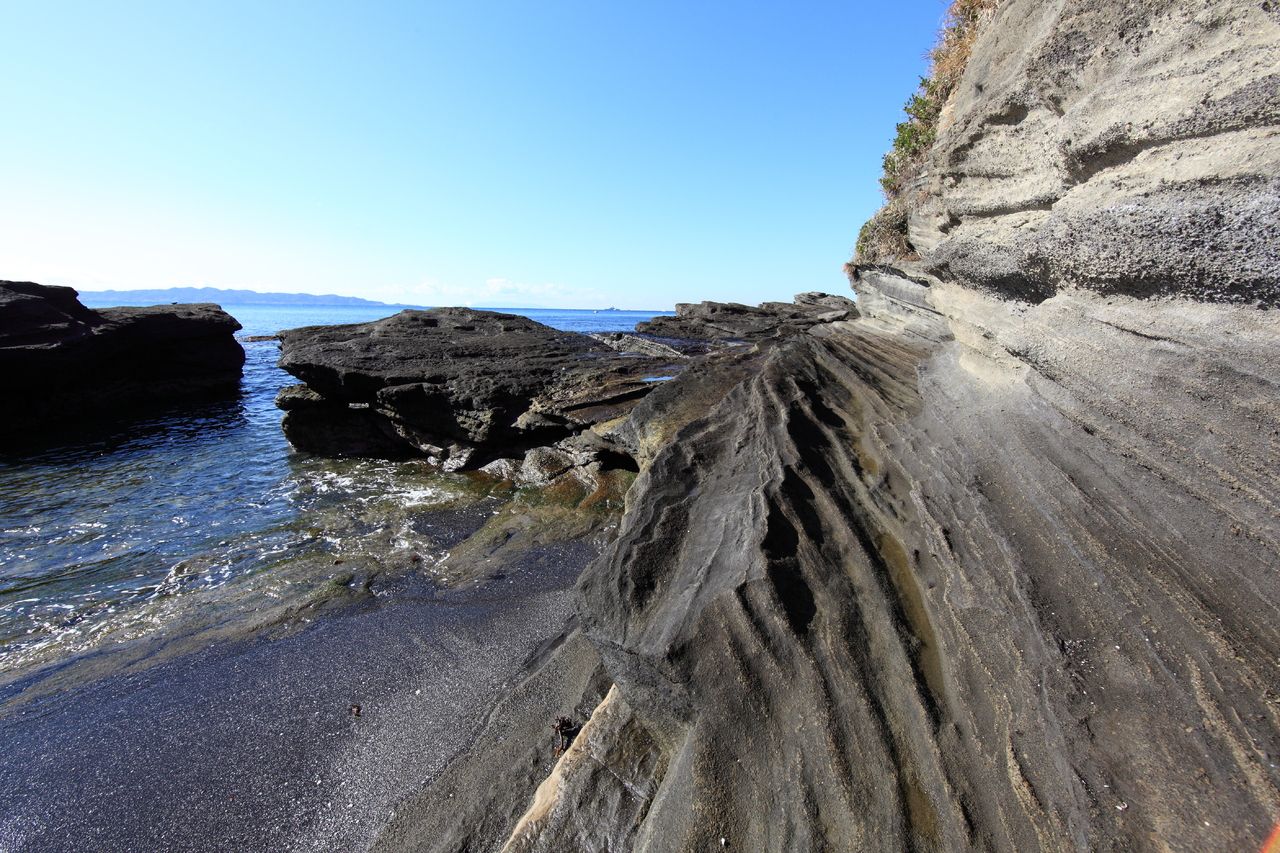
576,271 -> 1278,851
275,299 -> 847,474
382,270 -> 1278,853
275,308 -> 687,470
0,281 -> 245,439
892,0 -> 1279,306
635,293 -> 857,342
369,1 -> 1280,850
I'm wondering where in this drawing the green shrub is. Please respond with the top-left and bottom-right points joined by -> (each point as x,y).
855,0 -> 1000,262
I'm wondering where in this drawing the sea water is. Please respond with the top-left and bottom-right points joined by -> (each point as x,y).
0,302 -> 669,685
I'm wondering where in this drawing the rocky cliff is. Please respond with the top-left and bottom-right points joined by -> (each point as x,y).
369,2 -> 1280,851
886,0 -> 1279,306
0,281 -> 245,440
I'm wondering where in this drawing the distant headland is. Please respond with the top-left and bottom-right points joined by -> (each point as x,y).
77,286 -> 415,308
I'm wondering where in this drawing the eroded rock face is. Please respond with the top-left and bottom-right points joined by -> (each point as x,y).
562,268 -> 1279,851
276,308 -> 684,468
369,2 -> 1280,848
375,269 -> 1278,852
901,0 -> 1280,305
0,281 -> 245,439
275,300 -> 859,471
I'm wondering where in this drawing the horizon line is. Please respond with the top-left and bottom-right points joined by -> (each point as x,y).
73,285 -> 670,313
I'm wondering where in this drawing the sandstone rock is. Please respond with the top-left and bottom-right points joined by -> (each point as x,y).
563,267 -> 1280,851
378,2 -> 1280,848
587,333 -> 688,360
478,457 -> 523,481
519,447 -> 577,487
793,291 -> 858,312
0,281 -> 244,439
274,385 -> 413,458
897,0 -> 1280,306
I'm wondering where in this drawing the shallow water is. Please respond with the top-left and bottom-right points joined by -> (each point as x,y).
0,302 -> 668,685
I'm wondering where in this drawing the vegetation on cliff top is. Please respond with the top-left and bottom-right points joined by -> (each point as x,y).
854,0 -> 1000,263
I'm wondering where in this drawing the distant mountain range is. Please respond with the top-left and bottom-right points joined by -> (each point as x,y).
77,287 -> 416,308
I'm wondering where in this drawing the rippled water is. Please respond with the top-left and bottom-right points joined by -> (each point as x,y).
0,303 -> 668,684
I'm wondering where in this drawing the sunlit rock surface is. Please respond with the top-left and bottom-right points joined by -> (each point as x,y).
636,292 -> 858,342
276,308 -> 693,469
900,0 -> 1280,306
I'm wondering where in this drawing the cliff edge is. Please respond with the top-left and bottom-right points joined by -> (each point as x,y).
865,0 -> 1278,306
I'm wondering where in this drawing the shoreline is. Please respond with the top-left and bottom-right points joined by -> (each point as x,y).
0,529 -> 601,852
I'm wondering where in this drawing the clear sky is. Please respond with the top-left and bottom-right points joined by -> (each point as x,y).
1,2 -> 944,309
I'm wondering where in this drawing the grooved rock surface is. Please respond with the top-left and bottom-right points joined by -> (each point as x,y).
565,270 -> 1280,851
0,280 -> 245,438
902,0 -> 1280,305
376,270 -> 1279,851
364,3 -> 1278,850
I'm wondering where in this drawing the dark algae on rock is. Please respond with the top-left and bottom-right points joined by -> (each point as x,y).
363,1 -> 1280,852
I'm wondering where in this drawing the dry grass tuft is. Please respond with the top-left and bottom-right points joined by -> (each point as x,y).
930,0 -> 999,94
855,0 -> 1000,263
878,0 -> 1000,200
854,199 -> 913,264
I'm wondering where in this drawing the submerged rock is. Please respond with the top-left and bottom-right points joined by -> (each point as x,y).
0,280 -> 244,439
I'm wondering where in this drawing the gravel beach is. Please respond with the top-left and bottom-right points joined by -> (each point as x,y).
0,538 -> 597,852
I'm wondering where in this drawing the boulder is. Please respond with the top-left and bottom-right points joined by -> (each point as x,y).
635,293 -> 856,342
0,281 -> 245,439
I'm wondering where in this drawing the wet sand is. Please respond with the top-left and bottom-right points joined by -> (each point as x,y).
0,538 -> 597,852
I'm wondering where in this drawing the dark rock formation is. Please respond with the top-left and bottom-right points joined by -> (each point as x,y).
0,281 -> 244,439
635,292 -> 857,342
275,308 -> 685,469
367,2 -> 1280,851
275,299 -> 860,474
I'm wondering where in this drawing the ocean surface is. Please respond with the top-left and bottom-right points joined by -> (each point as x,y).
0,302 -> 669,690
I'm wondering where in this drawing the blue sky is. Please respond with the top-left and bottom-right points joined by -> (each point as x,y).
1,2 -> 944,309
